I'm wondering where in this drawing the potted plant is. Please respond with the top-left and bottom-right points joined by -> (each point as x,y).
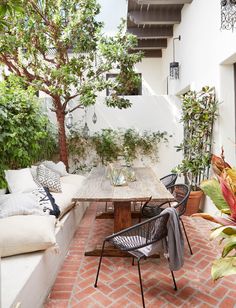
173,86 -> 218,215
193,152 -> 236,280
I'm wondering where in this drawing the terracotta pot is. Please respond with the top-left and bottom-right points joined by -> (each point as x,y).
184,190 -> 204,216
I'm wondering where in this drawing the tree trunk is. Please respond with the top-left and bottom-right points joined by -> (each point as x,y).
55,104 -> 69,169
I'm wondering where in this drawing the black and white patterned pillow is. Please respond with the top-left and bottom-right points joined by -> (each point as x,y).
32,186 -> 61,218
36,164 -> 62,193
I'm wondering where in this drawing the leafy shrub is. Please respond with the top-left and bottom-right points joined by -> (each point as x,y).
0,76 -> 57,186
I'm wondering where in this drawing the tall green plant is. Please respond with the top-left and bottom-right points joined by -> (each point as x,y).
0,1 -> 142,167
173,86 -> 218,191
0,75 -> 57,186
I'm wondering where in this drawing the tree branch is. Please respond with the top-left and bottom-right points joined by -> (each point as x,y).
69,104 -> 84,113
28,0 -> 53,29
0,55 -> 22,76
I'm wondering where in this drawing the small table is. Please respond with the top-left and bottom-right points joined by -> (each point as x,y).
73,166 -> 174,256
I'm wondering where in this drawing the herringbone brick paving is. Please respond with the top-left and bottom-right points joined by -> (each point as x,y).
45,203 -> 236,307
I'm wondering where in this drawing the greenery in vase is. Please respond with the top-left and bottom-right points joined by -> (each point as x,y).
0,75 -> 57,187
0,0 -> 142,167
173,86 -> 218,191
68,128 -> 169,172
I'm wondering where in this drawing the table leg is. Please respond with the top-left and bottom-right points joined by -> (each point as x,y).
85,201 -> 132,257
114,201 -> 132,233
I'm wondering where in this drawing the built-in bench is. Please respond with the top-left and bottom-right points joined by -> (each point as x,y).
1,202 -> 88,308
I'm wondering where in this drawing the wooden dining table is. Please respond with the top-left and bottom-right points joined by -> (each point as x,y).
73,166 -> 174,256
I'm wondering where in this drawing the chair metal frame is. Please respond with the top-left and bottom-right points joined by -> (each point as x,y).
141,183 -> 193,255
160,173 -> 178,188
94,212 -> 177,308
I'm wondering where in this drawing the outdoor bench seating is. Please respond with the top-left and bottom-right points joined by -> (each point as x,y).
1,174 -> 89,308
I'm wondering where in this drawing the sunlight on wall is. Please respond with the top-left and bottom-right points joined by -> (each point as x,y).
97,0 -> 127,36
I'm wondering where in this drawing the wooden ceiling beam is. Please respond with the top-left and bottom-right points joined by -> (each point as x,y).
142,50 -> 162,57
128,9 -> 181,25
137,38 -> 167,48
136,0 -> 192,4
127,26 -> 173,38
130,49 -> 162,57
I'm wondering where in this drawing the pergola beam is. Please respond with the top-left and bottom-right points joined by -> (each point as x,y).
130,49 -> 162,57
127,27 -> 173,38
137,38 -> 167,48
128,10 -> 181,25
136,0 -> 192,4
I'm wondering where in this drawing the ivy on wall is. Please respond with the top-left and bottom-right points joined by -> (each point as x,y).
68,128 -> 169,173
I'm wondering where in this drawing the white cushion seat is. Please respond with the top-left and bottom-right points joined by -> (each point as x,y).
0,215 -> 56,257
60,174 -> 85,186
52,174 -> 85,217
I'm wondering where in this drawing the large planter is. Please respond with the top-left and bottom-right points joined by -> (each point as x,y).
184,190 -> 204,216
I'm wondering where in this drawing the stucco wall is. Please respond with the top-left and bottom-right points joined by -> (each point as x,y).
160,0 -> 236,213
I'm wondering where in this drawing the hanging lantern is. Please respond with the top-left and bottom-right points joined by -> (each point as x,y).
169,36 -> 181,80
66,112 -> 73,129
82,122 -> 90,139
92,106 -> 97,124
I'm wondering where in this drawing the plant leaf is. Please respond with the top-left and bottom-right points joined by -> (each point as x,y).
210,226 -> 236,240
225,168 -> 236,194
200,179 -> 229,211
219,177 -> 236,220
222,238 -> 236,257
192,213 -> 236,226
211,154 -> 231,176
211,257 -> 236,280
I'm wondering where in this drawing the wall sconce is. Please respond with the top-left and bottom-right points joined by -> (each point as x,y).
221,0 -> 236,31
170,35 -> 181,80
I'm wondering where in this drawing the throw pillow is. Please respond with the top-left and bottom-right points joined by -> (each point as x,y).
0,193 -> 43,218
32,187 -> 60,218
0,215 -> 56,257
4,168 -> 38,193
36,165 -> 62,193
42,161 -> 68,177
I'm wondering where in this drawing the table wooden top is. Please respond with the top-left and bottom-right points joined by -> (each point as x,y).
73,166 -> 174,203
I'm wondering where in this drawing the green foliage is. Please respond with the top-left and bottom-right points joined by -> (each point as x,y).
91,129 -> 120,164
68,128 -> 168,172
0,0 -> 23,30
211,257 -> 236,281
200,179 -> 230,211
173,86 -> 218,190
0,2 -> 142,108
210,225 -> 236,280
0,75 -> 57,187
0,1 -> 142,165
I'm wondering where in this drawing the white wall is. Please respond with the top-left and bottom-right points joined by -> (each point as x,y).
44,94 -> 183,178
97,0 -> 127,36
160,0 -> 236,213
135,58 -> 164,95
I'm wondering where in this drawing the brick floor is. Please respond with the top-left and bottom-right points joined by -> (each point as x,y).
44,203 -> 236,307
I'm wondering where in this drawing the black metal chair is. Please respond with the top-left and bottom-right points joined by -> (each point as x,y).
141,184 -> 193,255
160,173 -> 178,188
94,212 -> 177,308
